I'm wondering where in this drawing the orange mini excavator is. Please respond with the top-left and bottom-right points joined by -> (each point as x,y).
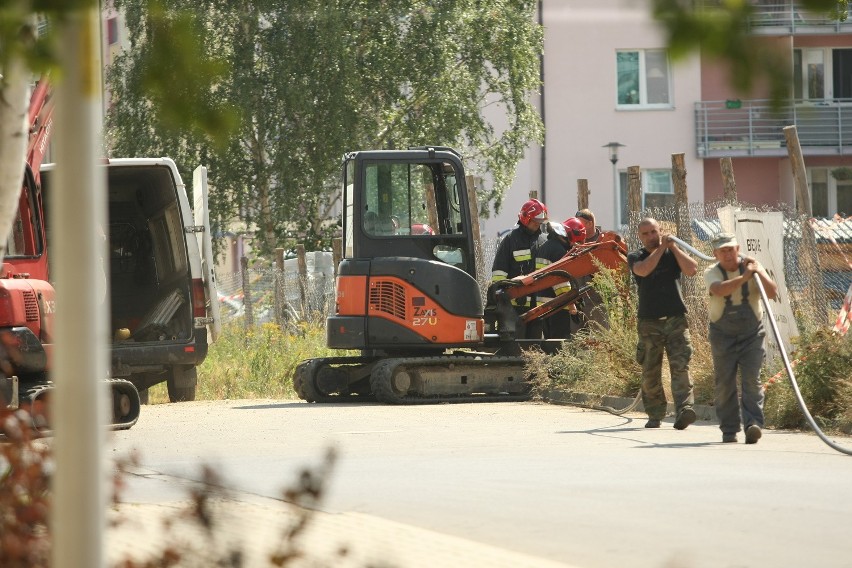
295,147 -> 627,404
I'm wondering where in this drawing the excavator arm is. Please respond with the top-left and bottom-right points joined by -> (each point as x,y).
489,231 -> 628,333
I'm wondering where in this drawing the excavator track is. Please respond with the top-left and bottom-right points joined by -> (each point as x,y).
17,378 -> 141,433
294,356 -> 378,403
369,355 -> 531,404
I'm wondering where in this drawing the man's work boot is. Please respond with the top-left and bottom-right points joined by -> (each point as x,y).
745,425 -> 762,444
674,408 -> 697,430
645,418 -> 661,428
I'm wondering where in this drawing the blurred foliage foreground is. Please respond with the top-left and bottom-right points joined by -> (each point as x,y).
0,410 -> 341,567
1,271 -> 849,565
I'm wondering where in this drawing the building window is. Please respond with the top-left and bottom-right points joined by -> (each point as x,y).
808,168 -> 852,217
794,47 -> 852,100
616,49 -> 671,108
618,169 -> 674,226
107,17 -> 118,45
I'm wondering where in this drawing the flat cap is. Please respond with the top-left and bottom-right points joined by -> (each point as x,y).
711,232 -> 738,249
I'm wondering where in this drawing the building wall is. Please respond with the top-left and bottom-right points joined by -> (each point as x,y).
703,157 -> 784,204
481,0 -> 704,236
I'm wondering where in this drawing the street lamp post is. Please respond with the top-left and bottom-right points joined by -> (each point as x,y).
603,142 -> 625,226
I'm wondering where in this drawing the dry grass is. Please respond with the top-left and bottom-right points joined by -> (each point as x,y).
148,321 -> 346,404
528,265 -> 716,405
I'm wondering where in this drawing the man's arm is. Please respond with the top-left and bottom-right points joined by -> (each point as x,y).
630,245 -> 665,277
666,237 -> 698,276
708,269 -> 750,298
747,258 -> 778,300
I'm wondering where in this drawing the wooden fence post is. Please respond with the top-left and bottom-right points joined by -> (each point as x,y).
671,153 -> 697,300
784,125 -> 825,320
671,153 -> 693,245
577,179 -> 589,211
784,125 -> 812,216
627,165 -> 642,251
720,157 -> 738,204
240,255 -> 254,327
332,237 -> 342,277
296,244 -> 308,315
274,248 -> 285,327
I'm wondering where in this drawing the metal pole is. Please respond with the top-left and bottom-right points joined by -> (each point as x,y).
52,8 -> 109,568
612,159 -> 618,223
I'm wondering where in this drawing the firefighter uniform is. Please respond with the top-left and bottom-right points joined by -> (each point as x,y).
490,224 -> 548,339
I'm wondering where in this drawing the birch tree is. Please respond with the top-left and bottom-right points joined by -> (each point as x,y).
106,0 -> 545,254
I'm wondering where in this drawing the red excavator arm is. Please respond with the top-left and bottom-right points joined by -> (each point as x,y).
26,77 -> 55,176
490,231 -> 628,329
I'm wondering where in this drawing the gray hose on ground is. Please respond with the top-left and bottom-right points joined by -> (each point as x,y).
671,235 -> 852,455
548,389 -> 643,416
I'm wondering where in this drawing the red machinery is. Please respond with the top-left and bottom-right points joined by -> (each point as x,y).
0,78 -> 140,430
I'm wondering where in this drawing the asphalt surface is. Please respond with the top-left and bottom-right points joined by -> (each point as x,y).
104,398 -> 852,568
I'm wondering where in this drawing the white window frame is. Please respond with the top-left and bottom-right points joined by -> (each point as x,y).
616,49 -> 673,110
807,167 -> 850,218
794,48 -> 830,100
618,169 -> 674,227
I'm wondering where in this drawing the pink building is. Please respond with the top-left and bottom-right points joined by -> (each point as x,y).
484,0 -> 852,236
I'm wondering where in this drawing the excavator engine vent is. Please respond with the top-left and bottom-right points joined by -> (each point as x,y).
369,280 -> 406,320
23,290 -> 39,322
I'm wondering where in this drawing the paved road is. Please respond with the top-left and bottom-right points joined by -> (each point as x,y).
105,399 -> 852,568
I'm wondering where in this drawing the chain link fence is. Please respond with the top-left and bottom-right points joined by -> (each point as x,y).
215,199 -> 850,340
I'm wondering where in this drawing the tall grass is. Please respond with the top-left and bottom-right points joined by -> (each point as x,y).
764,328 -> 852,433
147,321 -> 342,404
527,265 -> 717,404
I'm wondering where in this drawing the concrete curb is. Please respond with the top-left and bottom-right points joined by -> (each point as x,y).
542,389 -> 718,422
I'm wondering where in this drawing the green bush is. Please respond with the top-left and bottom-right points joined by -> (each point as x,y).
764,329 -> 852,433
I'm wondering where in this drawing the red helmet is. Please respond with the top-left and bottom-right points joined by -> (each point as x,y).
518,198 -> 548,227
562,217 -> 587,244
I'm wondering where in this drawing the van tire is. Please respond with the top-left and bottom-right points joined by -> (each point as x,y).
167,365 -> 197,402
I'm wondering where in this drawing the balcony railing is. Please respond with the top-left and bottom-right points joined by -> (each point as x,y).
747,1 -> 852,33
695,99 -> 852,158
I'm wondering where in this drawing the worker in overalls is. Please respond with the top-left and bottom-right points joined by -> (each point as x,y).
704,233 -> 778,444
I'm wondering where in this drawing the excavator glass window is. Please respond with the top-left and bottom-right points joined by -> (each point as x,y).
343,152 -> 476,276
4,184 -> 42,258
361,160 -> 465,239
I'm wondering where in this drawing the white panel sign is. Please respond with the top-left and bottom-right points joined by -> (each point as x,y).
733,211 -> 799,363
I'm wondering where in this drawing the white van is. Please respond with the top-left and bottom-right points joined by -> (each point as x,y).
41,158 -> 220,402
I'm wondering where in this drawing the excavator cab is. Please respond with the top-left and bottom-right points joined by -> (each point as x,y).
342,147 -> 476,274
330,147 -> 485,351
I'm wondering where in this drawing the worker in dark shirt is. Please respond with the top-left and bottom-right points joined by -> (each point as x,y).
627,217 -> 698,430
490,198 -> 549,339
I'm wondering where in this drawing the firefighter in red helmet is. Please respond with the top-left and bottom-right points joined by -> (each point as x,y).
490,198 -> 549,339
539,217 -> 586,340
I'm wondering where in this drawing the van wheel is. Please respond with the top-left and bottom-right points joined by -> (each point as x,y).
138,388 -> 150,405
167,365 -> 197,402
